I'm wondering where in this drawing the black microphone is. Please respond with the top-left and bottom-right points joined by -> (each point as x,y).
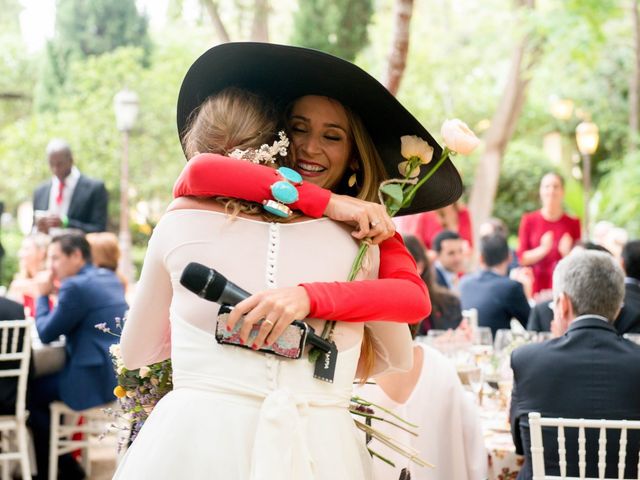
179,262 -> 334,353
180,262 -> 251,306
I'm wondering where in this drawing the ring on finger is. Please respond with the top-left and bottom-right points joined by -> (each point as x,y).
263,319 -> 274,327
370,219 -> 380,227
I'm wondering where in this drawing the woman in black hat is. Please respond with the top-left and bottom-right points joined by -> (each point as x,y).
173,43 -> 463,334
116,84 -> 428,479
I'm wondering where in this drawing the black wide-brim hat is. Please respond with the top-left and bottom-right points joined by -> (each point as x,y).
177,42 -> 463,215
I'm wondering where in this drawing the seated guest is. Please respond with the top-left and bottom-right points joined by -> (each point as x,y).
432,230 -> 465,291
30,232 -> 127,480
86,231 -> 127,289
404,235 -> 462,332
478,216 -> 519,272
615,240 -> 640,334
511,250 -> 640,480
0,296 -> 26,415
526,300 -> 553,332
7,233 -> 50,317
460,234 -> 530,337
355,322 -> 487,480
528,241 -> 615,333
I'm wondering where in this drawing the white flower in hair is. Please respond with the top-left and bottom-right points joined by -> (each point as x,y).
230,131 -> 290,165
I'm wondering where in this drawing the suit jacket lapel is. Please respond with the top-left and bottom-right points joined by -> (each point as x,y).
36,182 -> 53,210
67,175 -> 86,218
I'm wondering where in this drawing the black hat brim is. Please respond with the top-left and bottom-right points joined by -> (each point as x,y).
177,42 -> 463,215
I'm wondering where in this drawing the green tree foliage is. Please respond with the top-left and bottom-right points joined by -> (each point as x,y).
36,0 -> 151,111
290,0 -> 373,61
0,45 -> 195,223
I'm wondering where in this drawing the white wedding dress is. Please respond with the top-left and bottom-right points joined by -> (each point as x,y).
113,209 -> 410,480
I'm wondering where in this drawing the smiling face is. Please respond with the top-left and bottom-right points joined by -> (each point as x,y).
288,95 -> 353,190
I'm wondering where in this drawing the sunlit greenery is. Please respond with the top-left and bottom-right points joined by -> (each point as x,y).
0,0 -> 637,286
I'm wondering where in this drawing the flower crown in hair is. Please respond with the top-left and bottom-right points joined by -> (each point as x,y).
229,131 -> 290,165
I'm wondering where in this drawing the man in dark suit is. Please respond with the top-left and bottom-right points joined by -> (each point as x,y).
510,250 -> 640,480
460,234 -> 530,337
33,139 -> 108,234
0,296 -> 26,415
433,230 -> 465,291
29,232 -> 127,479
615,240 -> 640,334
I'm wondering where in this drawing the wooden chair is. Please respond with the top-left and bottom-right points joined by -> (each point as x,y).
0,319 -> 32,480
528,411 -> 640,480
48,400 -> 120,480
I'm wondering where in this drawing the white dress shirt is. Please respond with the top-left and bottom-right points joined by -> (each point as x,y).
47,166 -> 81,217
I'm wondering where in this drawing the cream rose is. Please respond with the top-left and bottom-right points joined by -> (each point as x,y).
139,366 -> 151,378
440,119 -> 480,155
400,135 -> 434,164
398,161 -> 421,178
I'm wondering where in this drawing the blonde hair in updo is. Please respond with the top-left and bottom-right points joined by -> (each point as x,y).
183,87 -> 278,159
183,87 -> 285,219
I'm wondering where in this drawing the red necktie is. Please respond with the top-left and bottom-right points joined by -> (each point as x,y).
56,181 -> 65,205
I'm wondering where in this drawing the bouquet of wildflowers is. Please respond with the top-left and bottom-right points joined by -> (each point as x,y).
96,321 -> 173,445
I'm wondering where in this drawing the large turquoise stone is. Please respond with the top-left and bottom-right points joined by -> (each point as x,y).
271,180 -> 299,204
278,167 -> 303,185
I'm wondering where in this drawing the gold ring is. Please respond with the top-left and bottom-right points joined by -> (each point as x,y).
263,319 -> 274,327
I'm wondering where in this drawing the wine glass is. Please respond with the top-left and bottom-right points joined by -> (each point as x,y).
494,329 -> 513,355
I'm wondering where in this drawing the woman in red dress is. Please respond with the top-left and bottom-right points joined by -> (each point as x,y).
517,172 -> 581,296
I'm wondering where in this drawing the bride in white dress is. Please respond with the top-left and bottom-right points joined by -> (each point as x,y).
113,89 -> 412,479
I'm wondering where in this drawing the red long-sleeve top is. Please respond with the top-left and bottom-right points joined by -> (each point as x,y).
173,153 -> 430,324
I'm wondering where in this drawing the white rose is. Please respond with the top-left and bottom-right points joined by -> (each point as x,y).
139,366 -> 151,378
400,135 -> 434,164
440,119 -> 480,155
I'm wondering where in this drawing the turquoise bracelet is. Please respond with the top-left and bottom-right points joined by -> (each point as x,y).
263,167 -> 303,217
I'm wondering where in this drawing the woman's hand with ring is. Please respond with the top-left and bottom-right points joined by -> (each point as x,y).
324,193 -> 395,244
226,286 -> 311,349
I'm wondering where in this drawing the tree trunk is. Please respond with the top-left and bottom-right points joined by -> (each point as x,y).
383,0 -> 414,96
200,0 -> 230,43
250,0 -> 269,42
630,0 -> 640,152
468,0 -> 537,246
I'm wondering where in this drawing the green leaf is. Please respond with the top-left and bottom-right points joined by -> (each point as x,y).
380,184 -> 404,209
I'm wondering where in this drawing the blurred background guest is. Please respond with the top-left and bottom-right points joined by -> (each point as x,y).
478,216 -> 519,273
404,235 -> 462,333
460,234 -> 530,337
517,172 -> 580,298
87,231 -> 127,291
356,321 -> 487,480
0,295 -> 26,415
396,201 -> 473,253
33,139 -> 108,234
615,239 -> 640,334
433,230 -> 466,292
29,232 -> 126,479
7,233 -> 50,317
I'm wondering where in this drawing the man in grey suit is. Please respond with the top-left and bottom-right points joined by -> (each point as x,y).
32,139 -> 108,233
510,250 -> 640,479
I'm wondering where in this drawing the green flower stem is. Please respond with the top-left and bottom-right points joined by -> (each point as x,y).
401,146 -> 452,209
319,146 -> 452,342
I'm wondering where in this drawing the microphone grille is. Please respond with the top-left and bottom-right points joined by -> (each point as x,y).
180,262 -> 227,302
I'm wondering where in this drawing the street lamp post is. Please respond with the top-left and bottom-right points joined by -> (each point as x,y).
114,88 -> 139,283
575,121 -> 599,242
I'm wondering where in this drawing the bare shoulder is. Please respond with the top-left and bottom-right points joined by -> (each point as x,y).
166,196 -> 225,213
